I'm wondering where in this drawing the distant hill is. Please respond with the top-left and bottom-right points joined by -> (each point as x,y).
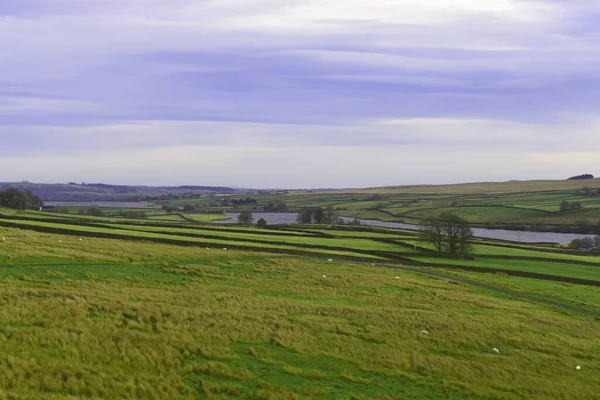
334,179 -> 600,195
0,182 -> 241,201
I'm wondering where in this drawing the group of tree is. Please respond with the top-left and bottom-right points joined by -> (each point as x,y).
117,210 -> 148,219
263,201 -> 288,212
418,212 -> 474,256
560,201 -> 583,212
162,205 -> 180,214
296,207 -> 339,225
567,174 -> 594,180
0,188 -> 43,210
231,197 -> 258,207
569,236 -> 600,251
575,187 -> 600,197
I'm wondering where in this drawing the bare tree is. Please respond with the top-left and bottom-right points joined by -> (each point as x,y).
419,212 -> 474,256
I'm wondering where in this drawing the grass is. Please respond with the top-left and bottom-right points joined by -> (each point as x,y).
440,269 -> 600,314
0,228 -> 598,399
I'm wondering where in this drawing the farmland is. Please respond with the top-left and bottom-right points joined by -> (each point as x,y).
0,203 -> 599,399
145,179 -> 600,234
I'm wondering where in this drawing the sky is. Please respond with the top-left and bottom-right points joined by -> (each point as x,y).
1,0 -> 599,188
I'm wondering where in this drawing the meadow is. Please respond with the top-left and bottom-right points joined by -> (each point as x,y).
1,202 -> 600,399
0,226 -> 599,399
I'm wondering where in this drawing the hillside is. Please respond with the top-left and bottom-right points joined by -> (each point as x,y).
356,179 -> 600,195
0,182 -> 241,201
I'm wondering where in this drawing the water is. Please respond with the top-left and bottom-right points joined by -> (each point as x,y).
44,201 -> 148,208
218,213 -> 591,244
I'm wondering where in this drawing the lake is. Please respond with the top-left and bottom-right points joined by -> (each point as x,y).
218,213 -> 591,245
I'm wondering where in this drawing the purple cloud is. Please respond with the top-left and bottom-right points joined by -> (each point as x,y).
0,0 -> 599,187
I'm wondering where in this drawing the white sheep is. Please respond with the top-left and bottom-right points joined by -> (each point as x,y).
394,276 -> 400,280
492,348 -> 500,355
322,274 -> 326,279
58,240 -> 62,243
78,238 -> 83,241
327,259 -> 333,262
575,365 -> 581,370
420,330 -> 429,335
222,248 -> 227,251
370,263 -> 375,266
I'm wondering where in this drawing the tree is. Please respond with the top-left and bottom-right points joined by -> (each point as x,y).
312,208 -> 327,224
183,204 -> 195,212
256,218 -> 267,228
418,217 -> 445,252
419,213 -> 474,256
237,211 -> 254,225
0,188 -> 43,210
296,209 -> 313,224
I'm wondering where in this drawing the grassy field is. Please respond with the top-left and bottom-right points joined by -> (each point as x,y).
152,179 -> 600,231
0,226 -> 598,399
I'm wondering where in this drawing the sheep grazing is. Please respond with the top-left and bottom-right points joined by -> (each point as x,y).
1,237 -> 5,241
222,248 -> 227,251
205,247 -> 210,250
575,365 -> 581,371
394,276 -> 400,280
370,263 -> 375,266
322,274 -> 326,279
492,348 -> 500,355
420,330 -> 429,335
327,259 -> 333,262
78,238 -> 83,241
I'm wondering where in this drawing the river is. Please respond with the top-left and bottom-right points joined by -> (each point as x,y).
217,212 -> 592,245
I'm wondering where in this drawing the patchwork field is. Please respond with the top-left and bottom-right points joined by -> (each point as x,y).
1,204 -> 599,399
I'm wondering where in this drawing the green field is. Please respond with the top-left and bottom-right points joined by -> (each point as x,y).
1,205 -> 600,399
151,179 -> 600,232
0,227 -> 598,399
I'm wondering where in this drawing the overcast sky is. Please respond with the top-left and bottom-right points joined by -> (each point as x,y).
1,0 -> 599,188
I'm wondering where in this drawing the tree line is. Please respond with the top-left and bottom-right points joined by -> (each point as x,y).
0,188 -> 43,210
575,187 -> 600,197
560,201 -> 583,212
567,174 -> 594,180
296,207 -> 339,224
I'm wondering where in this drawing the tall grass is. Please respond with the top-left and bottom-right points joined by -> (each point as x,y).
0,227 -> 597,399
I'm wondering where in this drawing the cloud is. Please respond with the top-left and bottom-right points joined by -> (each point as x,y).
0,0 -> 598,187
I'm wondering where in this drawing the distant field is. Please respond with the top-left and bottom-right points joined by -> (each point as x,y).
154,180 -> 600,230
0,227 -> 598,399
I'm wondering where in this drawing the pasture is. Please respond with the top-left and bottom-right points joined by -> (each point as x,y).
153,179 -> 600,231
0,227 -> 598,399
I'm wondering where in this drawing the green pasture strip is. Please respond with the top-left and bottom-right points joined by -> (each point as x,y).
440,269 -> 600,315
0,218 -> 382,261
182,213 -> 229,222
402,239 -> 600,264
409,256 -> 600,282
102,223 -> 413,253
